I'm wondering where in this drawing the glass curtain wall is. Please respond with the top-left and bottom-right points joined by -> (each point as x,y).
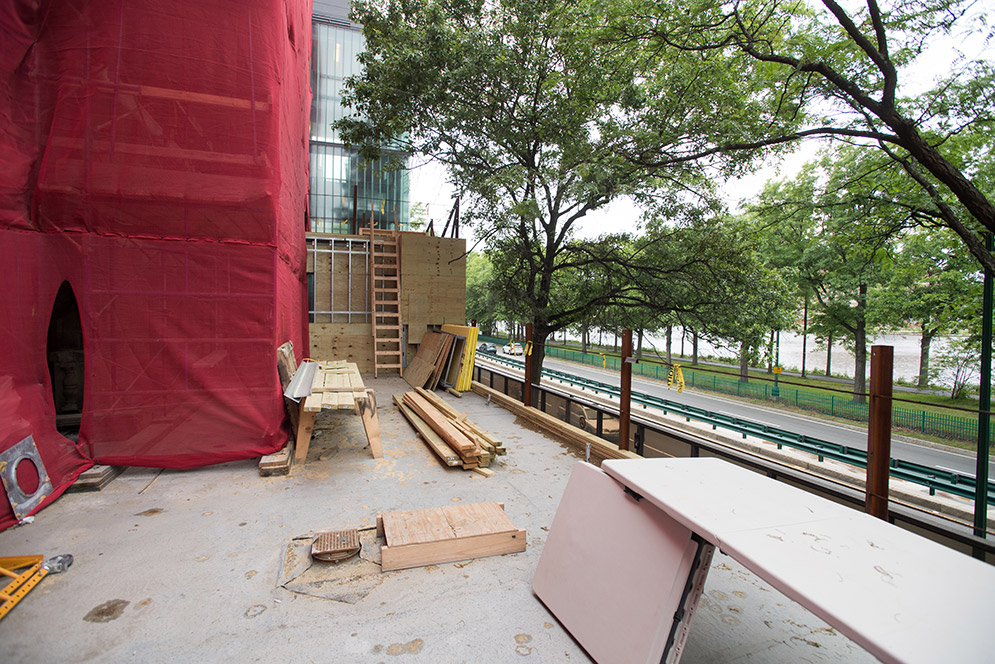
310,18 -> 410,234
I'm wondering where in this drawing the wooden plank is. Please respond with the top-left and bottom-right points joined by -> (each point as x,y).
407,293 -> 429,345
293,409 -> 317,463
442,335 -> 466,388
428,333 -> 455,389
472,467 -> 496,478
471,381 -> 640,464
415,387 -> 504,450
379,502 -> 526,571
358,389 -> 383,459
402,392 -> 477,456
404,331 -> 448,389
381,530 -> 525,571
303,394 -> 323,413
393,395 -> 461,466
382,507 -> 455,547
259,442 -> 294,476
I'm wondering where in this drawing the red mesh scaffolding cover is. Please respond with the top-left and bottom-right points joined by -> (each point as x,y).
0,0 -> 312,530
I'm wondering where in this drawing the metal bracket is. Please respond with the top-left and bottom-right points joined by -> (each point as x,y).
0,436 -> 54,521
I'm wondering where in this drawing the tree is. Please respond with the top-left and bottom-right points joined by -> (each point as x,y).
465,251 -> 502,335
937,336 -> 981,399
609,0 -> 995,272
877,228 -> 982,387
338,0 -> 795,380
754,147 -> 908,402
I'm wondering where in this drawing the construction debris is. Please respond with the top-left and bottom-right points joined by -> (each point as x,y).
394,388 -> 505,473
377,502 -> 525,571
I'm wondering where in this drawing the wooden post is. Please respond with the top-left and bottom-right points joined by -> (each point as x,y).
524,323 -> 534,408
866,345 -> 893,520
620,329 -> 632,451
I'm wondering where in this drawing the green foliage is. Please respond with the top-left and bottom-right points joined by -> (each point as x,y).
465,252 -> 501,335
338,0 -> 795,378
606,0 -> 995,272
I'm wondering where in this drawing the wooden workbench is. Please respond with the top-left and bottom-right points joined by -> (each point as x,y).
294,361 -> 382,463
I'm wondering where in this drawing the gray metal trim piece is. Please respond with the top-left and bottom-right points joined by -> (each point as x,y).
285,361 -> 318,402
0,435 -> 54,521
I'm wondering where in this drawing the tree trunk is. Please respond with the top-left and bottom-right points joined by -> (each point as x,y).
636,329 -> 644,359
852,283 -> 868,405
681,327 -> 686,357
801,295 -> 808,378
613,332 -> 618,352
918,323 -> 933,389
528,325 -> 550,395
581,326 -> 588,354
826,332 -> 833,377
739,342 -> 750,383
665,325 -> 673,367
692,331 -> 699,365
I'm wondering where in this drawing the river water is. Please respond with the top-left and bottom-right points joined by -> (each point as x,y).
578,328 -> 964,388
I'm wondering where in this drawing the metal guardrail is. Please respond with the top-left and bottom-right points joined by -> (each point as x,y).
478,351 -> 995,504
528,343 -> 991,443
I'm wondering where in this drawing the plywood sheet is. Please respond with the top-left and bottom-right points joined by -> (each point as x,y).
380,502 -> 525,571
601,457 -> 995,664
404,331 -> 448,388
407,292 -> 429,345
533,462 -> 700,664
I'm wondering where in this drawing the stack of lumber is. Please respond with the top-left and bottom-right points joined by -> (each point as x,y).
394,387 -> 506,476
404,327 -> 478,392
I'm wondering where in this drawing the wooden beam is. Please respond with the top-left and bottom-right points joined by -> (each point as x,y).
471,382 -> 639,465
393,395 -> 461,466
358,389 -> 383,459
379,502 -> 525,571
293,408 -> 317,464
402,392 -> 477,457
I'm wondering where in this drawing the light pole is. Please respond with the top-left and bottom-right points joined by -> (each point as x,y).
772,329 -> 781,398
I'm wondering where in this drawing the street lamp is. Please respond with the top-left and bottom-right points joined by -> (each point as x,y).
772,329 -> 781,398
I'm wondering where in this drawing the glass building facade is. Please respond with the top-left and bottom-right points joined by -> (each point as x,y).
310,17 -> 410,234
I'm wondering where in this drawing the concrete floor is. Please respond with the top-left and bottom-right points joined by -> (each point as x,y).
0,377 -> 875,662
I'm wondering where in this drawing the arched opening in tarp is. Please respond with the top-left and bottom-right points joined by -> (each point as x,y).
46,281 -> 85,440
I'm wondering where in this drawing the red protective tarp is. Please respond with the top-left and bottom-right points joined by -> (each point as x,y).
0,0 -> 311,530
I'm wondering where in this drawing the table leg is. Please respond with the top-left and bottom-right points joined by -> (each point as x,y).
294,404 -> 317,464
359,389 -> 383,459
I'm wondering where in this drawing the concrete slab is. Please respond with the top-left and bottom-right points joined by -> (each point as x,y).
0,377 -> 874,663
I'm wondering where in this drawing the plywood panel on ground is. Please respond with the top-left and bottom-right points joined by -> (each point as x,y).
380,502 -> 525,571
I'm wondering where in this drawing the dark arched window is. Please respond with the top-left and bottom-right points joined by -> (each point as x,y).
46,281 -> 84,439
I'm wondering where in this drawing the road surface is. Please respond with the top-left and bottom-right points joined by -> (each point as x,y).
484,352 -> 993,479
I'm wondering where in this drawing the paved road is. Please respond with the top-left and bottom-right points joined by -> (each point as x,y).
484,352 -> 993,479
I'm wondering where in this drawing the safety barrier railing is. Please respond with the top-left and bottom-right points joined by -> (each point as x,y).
527,344 -> 992,444
476,351 -> 995,503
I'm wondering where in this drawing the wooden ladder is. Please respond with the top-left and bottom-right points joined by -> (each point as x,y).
368,226 -> 403,377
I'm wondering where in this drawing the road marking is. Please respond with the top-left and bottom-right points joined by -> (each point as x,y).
935,465 -> 974,478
